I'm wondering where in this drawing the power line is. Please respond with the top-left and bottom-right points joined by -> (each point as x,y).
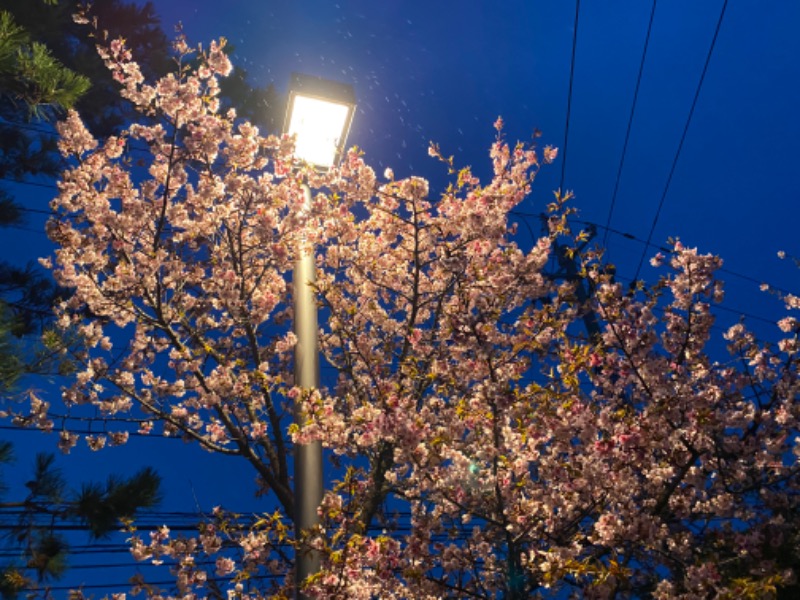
573,215 -> 793,290
7,199 -> 790,325
633,0 -> 729,281
10,156 -> 784,306
559,0 -> 581,195
603,0 -> 658,248
14,206 -> 54,216
577,218 -> 787,326
1,118 -> 150,153
3,223 -> 48,236
21,573 -> 282,593
6,202 -> 785,327
0,523 -> 206,534
0,175 -> 57,190
0,119 -> 57,137
514,210 -> 796,298
0,424 -> 204,441
511,211 -> 788,329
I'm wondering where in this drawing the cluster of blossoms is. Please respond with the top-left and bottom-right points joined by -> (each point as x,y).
10,27 -> 799,600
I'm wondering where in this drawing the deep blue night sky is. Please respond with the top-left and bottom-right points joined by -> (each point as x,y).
146,0 -> 799,336
2,0 -> 799,593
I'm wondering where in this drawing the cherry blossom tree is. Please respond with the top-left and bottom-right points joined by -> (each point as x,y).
7,31 -> 799,599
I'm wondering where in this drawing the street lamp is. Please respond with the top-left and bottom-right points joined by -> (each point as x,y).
285,72 -> 356,169
283,73 -> 355,597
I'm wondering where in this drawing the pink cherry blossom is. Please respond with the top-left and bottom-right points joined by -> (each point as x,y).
10,26 -> 798,600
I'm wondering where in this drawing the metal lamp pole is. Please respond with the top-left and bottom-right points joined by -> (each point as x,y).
293,181 -> 323,591
284,73 -> 355,599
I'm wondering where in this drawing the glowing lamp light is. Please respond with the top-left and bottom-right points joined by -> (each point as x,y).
284,73 -> 356,169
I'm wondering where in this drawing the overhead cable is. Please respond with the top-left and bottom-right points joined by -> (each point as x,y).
633,0 -> 729,281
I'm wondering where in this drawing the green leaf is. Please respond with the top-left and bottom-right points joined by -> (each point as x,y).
74,467 -> 162,538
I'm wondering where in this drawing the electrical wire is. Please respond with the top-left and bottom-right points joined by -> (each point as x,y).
603,0 -> 658,248
0,175 -> 57,190
509,210 -> 788,330
12,193 -> 792,302
633,0 -> 729,281
512,210 -> 796,298
0,506 -> 466,593
559,0 -> 582,195
0,424 -> 206,440
20,574 -> 282,593
573,217 -> 786,327
568,215 -> 795,295
3,223 -> 48,236
1,118 -> 150,153
8,205 -> 55,216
